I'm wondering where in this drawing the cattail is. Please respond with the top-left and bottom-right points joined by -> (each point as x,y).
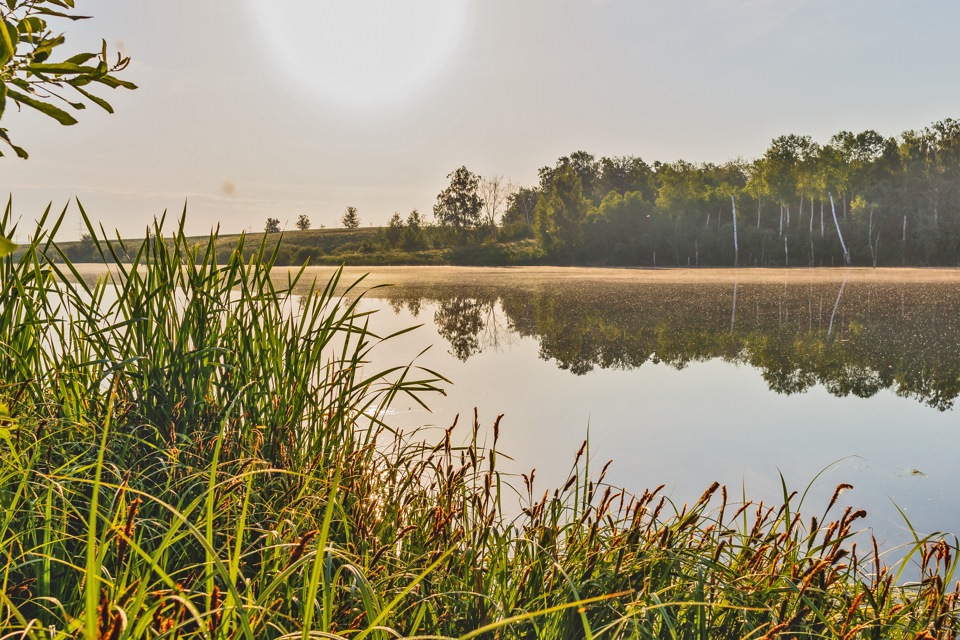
697,481 -> 721,506
719,485 -> 728,525
827,483 -> 854,514
873,535 -> 881,579
731,501 -> 753,522
207,585 -> 223,634
840,591 -> 865,632
840,623 -> 870,640
759,621 -> 789,639
712,539 -> 727,564
574,440 -> 587,464
286,530 -> 318,568
115,497 -> 141,568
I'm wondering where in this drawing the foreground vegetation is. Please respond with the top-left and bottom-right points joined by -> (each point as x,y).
2,204 -> 959,638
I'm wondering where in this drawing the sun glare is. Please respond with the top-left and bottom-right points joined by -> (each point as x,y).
246,0 -> 472,111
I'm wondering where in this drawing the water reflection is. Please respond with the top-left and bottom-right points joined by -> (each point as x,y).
374,280 -> 960,411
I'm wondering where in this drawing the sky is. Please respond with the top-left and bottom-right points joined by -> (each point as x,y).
3,0 -> 960,240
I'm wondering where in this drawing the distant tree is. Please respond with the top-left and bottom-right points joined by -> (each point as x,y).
295,214 -> 311,231
403,209 -> 426,250
0,0 -> 136,158
434,166 -> 484,237
406,208 -> 425,229
540,151 -> 601,203
481,175 -> 514,228
66,233 -> 96,262
341,206 -> 360,229
386,211 -> 404,247
264,218 -> 281,233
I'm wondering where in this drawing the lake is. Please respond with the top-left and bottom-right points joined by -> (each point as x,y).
286,266 -> 960,555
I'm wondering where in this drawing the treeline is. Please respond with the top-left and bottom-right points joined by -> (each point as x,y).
58,118 -> 960,268
498,118 -> 960,266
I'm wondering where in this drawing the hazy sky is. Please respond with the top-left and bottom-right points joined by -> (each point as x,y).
4,0 -> 959,239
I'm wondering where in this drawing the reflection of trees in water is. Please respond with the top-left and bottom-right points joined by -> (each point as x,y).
428,295 -> 515,361
378,281 -> 960,411
434,298 -> 485,361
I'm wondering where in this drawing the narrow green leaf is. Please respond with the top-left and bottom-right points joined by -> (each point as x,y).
0,127 -> 28,158
72,84 -> 113,113
6,87 -> 78,125
65,52 -> 97,65
94,74 -> 137,90
0,20 -> 15,66
28,62 -> 100,75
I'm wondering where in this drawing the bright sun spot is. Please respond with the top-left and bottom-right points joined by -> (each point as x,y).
246,0 -> 472,111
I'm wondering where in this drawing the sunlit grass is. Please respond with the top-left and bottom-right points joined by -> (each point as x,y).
1,200 -> 957,638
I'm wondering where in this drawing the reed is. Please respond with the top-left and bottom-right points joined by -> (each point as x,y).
0,201 -> 957,638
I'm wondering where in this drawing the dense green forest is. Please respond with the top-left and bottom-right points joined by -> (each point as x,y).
505,118 -> 960,267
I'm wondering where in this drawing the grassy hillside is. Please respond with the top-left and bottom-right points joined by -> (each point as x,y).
57,226 -> 544,266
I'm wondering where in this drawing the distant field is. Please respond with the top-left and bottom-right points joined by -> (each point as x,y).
54,226 -> 545,266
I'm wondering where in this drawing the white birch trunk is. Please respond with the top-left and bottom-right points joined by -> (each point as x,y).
829,193 -> 850,265
731,195 -> 739,267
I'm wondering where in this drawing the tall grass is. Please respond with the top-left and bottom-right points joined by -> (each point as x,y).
1,200 -> 958,638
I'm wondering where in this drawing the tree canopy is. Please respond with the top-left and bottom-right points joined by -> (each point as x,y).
433,166 -> 484,234
341,206 -> 360,229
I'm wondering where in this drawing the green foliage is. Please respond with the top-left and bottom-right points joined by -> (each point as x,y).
535,164 -> 590,256
264,216 -> 280,233
341,205 -> 360,229
433,166 -> 484,235
295,213 -> 311,231
385,211 -> 403,247
0,0 -> 135,158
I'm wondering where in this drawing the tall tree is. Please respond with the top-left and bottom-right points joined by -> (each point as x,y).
535,165 -> 590,256
341,206 -> 360,229
434,166 -> 484,236
385,211 -> 403,247
480,175 -> 514,228
264,218 -> 280,233
295,214 -> 311,231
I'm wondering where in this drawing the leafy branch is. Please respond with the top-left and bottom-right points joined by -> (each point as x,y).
0,0 -> 135,158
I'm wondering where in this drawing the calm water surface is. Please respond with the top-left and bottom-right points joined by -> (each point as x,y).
290,266 -> 960,552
